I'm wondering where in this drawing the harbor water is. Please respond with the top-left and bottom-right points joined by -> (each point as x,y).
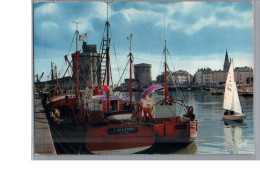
132,90 -> 254,155
172,90 -> 254,154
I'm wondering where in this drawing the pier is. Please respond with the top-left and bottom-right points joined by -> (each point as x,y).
34,98 -> 56,155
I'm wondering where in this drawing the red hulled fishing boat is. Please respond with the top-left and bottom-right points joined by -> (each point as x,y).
139,37 -> 198,145
43,4 -> 154,154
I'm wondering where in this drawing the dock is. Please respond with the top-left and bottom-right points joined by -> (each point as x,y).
34,99 -> 56,155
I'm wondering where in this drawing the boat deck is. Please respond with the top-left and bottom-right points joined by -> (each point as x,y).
34,99 -> 56,155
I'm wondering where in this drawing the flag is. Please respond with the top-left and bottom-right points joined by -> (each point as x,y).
34,74 -> 38,78
80,33 -> 87,41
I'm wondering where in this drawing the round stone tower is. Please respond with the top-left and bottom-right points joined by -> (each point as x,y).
134,63 -> 152,88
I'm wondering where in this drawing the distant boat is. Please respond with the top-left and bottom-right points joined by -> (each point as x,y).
241,87 -> 253,97
222,59 -> 246,121
210,88 -> 223,95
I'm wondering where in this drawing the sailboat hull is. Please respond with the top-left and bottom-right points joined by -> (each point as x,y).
222,113 -> 246,121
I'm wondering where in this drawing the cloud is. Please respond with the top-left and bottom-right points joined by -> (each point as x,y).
117,1 -> 252,35
184,16 -> 216,35
34,3 -> 58,16
33,1 -> 253,82
41,21 -> 58,30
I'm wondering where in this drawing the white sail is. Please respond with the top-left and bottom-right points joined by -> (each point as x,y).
223,61 -> 234,110
223,60 -> 242,114
232,80 -> 242,114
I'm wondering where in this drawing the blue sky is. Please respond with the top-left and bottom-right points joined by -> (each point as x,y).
34,1 -> 253,82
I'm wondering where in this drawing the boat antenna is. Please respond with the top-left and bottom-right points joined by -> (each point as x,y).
103,0 -> 113,22
73,21 -> 82,52
127,34 -> 133,103
164,16 -> 166,41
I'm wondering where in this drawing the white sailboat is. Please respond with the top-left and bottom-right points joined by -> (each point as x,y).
222,59 -> 246,121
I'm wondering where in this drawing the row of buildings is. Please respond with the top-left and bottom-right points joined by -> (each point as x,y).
122,50 -> 253,89
38,43 -> 253,91
193,50 -> 253,87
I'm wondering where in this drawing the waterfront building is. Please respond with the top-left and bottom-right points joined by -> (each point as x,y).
234,66 -> 253,87
202,68 -> 212,86
212,69 -> 223,86
194,69 -> 203,86
193,50 -> 253,88
123,78 -> 137,87
157,70 -> 192,86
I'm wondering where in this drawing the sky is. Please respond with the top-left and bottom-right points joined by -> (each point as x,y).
33,1 -> 253,82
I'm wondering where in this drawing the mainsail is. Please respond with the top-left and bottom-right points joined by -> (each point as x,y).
223,60 -> 242,114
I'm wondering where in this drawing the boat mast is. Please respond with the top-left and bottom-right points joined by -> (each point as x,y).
73,21 -> 81,103
163,18 -> 168,102
104,1 -> 112,111
51,61 -> 54,90
128,34 -> 133,103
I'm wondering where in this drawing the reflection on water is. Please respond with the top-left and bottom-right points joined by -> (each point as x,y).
175,90 -> 254,154
134,90 -> 253,154
223,121 -> 251,154
139,142 -> 198,154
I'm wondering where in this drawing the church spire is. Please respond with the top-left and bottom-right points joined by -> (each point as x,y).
223,49 -> 230,72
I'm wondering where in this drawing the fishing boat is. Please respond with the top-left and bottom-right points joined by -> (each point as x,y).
84,26 -> 154,154
223,59 -> 246,121
139,31 -> 198,145
43,3 -> 155,154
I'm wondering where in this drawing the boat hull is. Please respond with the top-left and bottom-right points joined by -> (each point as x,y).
86,124 -> 154,154
153,118 -> 198,144
222,114 -> 247,121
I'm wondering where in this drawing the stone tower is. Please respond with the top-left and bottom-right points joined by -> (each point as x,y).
223,49 -> 230,82
72,42 -> 101,89
134,63 -> 152,88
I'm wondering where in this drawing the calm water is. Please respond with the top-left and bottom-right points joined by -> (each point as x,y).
169,90 -> 254,154
130,90 -> 254,154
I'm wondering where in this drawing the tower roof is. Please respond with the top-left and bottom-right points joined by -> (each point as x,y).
224,49 -> 229,64
223,49 -> 230,72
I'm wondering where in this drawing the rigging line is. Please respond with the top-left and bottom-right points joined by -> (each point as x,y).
159,50 -> 164,75
110,28 -> 121,82
99,24 -> 107,54
167,49 -> 188,106
115,59 -> 130,89
178,104 -> 183,117
110,61 -> 114,90
133,65 -> 139,102
49,123 -> 78,154
68,33 -> 76,55
167,53 -> 186,104
57,33 -> 76,78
